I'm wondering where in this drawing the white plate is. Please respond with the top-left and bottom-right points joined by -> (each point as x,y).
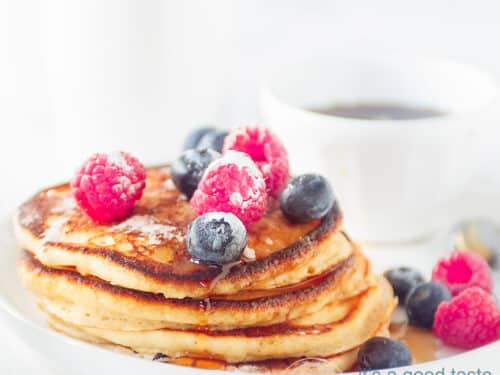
0,212 -> 499,375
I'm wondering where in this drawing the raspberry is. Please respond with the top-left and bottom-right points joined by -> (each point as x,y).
190,151 -> 267,227
222,126 -> 289,196
72,151 -> 146,224
432,250 -> 493,296
433,287 -> 500,349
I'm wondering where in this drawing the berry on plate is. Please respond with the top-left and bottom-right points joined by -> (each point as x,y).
183,126 -> 216,150
187,212 -> 247,264
72,151 -> 146,224
384,267 -> 425,304
358,337 -> 412,370
223,126 -> 289,196
197,130 -> 228,153
433,287 -> 500,349
406,281 -> 451,329
171,149 -> 220,199
432,250 -> 493,296
190,150 -> 268,227
279,174 -> 336,223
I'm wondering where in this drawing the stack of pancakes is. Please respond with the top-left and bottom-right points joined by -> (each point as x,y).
15,167 -> 396,373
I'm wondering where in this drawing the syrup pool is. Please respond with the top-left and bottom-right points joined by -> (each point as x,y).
156,324 -> 445,372
391,322 -> 444,363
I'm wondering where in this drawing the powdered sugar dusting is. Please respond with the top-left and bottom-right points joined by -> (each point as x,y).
118,175 -> 131,186
260,163 -> 271,174
163,179 -> 176,190
207,151 -> 264,188
33,190 -> 77,217
191,149 -> 268,226
19,212 -> 39,227
208,151 -> 266,209
39,216 -> 68,252
188,212 -> 247,258
110,215 -> 184,245
51,195 -> 77,214
108,151 -> 132,171
230,192 -> 243,205
242,246 -> 256,260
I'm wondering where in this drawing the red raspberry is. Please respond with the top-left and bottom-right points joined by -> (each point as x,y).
72,151 -> 146,224
432,250 -> 493,296
222,126 -> 289,196
190,151 -> 267,227
433,287 -> 500,349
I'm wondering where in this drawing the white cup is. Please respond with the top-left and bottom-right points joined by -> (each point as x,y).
260,56 -> 500,243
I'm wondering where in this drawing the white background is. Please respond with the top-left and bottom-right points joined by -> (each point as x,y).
1,1 -> 500,373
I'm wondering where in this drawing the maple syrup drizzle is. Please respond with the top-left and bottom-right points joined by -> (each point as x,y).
169,356 -> 227,370
390,322 -> 442,363
207,260 -> 242,291
153,320 -> 442,372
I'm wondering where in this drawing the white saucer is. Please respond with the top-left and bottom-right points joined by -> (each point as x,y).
0,212 -> 499,375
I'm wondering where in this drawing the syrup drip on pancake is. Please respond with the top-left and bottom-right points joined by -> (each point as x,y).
207,260 -> 242,291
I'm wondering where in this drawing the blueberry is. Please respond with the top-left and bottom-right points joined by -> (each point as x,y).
171,149 -> 220,198
196,130 -> 228,152
406,281 -> 451,329
279,174 -> 336,223
384,267 -> 425,304
358,337 -> 412,370
183,126 -> 216,150
187,212 -> 247,264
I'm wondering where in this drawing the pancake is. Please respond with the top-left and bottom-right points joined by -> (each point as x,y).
39,276 -> 395,363
14,167 -> 350,299
14,165 -> 398,372
47,317 -> 391,374
19,247 -> 370,330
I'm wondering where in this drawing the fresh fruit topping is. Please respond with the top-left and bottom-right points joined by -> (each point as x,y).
197,130 -> 229,152
187,212 -> 247,264
223,126 -> 289,196
72,151 -> 146,224
190,151 -> 268,227
279,174 -> 335,223
183,126 -> 216,150
433,287 -> 500,349
384,267 -> 425,304
171,149 -> 221,199
406,281 -> 451,329
432,250 -> 493,296
358,337 -> 412,370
